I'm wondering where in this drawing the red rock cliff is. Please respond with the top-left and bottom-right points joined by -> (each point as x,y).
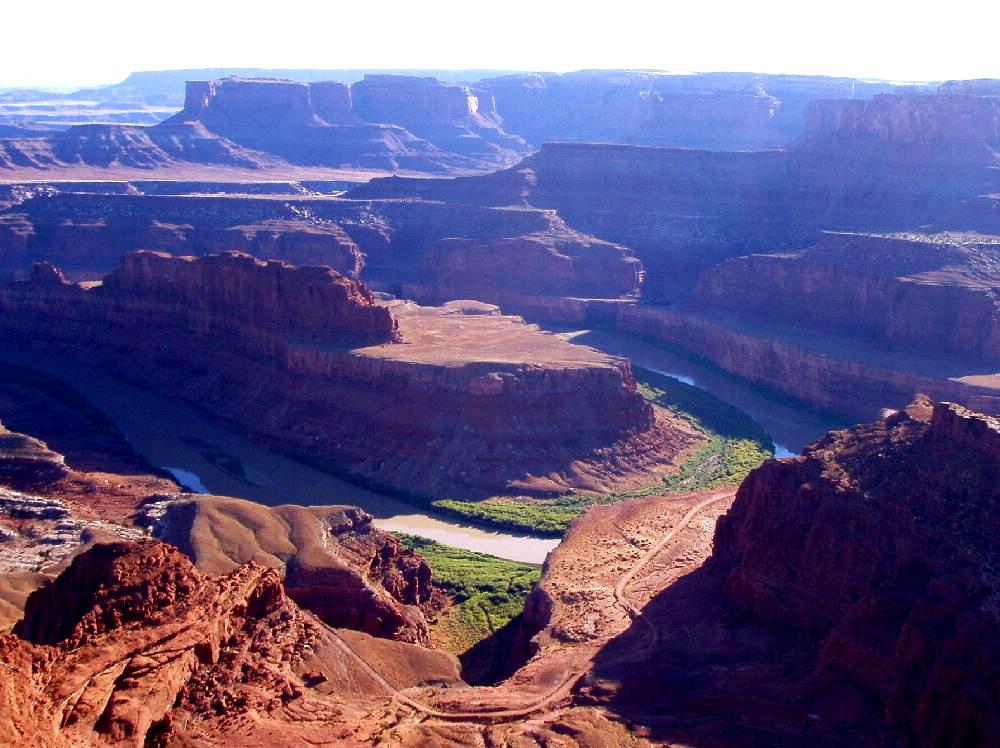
692,231 -> 1000,364
0,252 -> 688,499
0,540 -> 460,745
711,398 -> 1000,746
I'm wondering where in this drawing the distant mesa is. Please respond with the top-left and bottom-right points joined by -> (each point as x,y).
0,69 -> 955,177
0,75 -> 533,176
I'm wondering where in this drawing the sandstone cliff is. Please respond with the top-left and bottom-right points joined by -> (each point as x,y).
692,231 -> 1000,364
353,91 -> 1000,301
351,142 -> 797,301
415,232 -> 642,306
0,408 -> 442,654
0,189 -> 643,304
615,304 -> 1000,419
0,251 -> 689,498
712,398 -> 1000,746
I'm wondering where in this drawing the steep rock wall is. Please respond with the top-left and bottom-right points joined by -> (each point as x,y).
711,399 -> 1000,746
0,192 -> 366,278
616,305 -> 1000,419
692,232 -> 1000,364
0,252 -> 687,498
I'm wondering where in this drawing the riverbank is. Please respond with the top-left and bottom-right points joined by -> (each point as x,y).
0,350 -> 559,564
0,328 -> 853,547
429,367 -> 775,536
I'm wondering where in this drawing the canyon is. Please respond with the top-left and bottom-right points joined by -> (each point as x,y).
345,87 -> 1000,419
1,87 -> 997,424
0,250 -> 692,499
0,397 -> 995,745
0,62 -> 998,746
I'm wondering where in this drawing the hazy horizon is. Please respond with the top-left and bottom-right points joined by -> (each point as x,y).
2,0 -> 998,90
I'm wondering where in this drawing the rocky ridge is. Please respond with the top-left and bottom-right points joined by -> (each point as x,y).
712,397 -> 1000,745
0,190 -> 642,306
692,231 -> 1000,364
143,495 -> 438,645
0,540 -> 461,745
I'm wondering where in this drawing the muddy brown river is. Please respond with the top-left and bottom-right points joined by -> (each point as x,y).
1,331 -> 846,564
0,352 -> 559,563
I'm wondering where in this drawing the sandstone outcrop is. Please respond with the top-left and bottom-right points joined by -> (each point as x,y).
0,540 -> 462,745
0,420 -> 68,489
712,398 -> 1000,745
801,92 -> 1000,159
144,495 -> 437,645
413,232 -> 642,307
0,251 -> 690,498
0,416 -> 162,588
0,410 -> 441,652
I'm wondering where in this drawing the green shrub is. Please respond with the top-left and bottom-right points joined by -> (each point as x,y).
393,533 -> 541,655
429,367 -> 774,536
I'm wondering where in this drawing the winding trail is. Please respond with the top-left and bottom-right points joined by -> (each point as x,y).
324,488 -> 735,723
612,489 -> 735,653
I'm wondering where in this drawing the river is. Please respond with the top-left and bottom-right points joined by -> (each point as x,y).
0,333 -> 847,565
552,327 -> 850,456
0,352 -> 559,564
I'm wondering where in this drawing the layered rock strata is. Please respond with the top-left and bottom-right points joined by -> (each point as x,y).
712,398 -> 1000,746
0,540 -> 461,745
0,75 -> 532,176
352,90 -> 1000,300
692,231 -> 1000,364
0,251 -> 688,498
0,190 -> 642,304
0,191 -> 366,278
0,413 -> 440,650
475,70 -> 929,149
615,303 -> 1000,419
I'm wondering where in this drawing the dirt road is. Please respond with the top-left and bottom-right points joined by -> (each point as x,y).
325,488 -> 736,723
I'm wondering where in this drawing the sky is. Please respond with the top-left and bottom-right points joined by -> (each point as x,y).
2,0 -> 998,89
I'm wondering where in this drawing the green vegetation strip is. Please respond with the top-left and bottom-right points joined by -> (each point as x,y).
430,367 -> 774,536
393,533 -> 541,654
